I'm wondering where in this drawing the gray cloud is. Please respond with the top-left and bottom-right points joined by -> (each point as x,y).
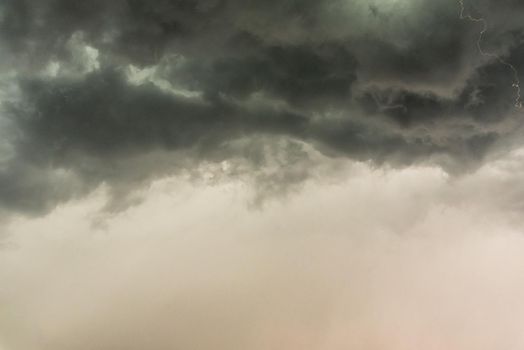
1,0 -> 524,215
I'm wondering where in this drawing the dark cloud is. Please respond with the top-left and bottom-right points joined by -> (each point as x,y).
1,0 -> 524,215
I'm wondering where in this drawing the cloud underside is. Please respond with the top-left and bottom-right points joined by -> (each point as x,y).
3,2 -> 524,349
1,0 -> 524,214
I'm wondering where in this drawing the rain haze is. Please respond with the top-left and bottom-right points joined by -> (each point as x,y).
1,0 -> 524,349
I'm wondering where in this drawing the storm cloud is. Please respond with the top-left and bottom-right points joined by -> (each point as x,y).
1,0 -> 524,213
3,2 -> 524,349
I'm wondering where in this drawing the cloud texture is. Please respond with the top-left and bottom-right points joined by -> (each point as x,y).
1,0 -> 524,214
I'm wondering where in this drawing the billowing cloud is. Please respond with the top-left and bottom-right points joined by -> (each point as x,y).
3,2 -> 524,349
1,0 -> 524,214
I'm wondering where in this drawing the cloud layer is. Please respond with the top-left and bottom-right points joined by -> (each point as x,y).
1,0 -> 524,214
3,3 -> 524,349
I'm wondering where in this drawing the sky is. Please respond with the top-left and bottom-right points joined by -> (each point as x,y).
1,0 -> 524,349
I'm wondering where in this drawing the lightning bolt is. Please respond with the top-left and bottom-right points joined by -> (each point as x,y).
459,0 -> 522,108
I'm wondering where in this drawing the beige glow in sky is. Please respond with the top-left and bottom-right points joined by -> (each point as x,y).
2,149 -> 524,350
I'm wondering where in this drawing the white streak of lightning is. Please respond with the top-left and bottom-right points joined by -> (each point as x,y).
459,0 -> 522,108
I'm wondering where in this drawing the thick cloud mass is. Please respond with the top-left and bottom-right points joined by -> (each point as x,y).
1,0 -> 524,213
3,2 -> 524,349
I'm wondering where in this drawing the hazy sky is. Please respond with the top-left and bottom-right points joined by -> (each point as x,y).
2,0 -> 524,349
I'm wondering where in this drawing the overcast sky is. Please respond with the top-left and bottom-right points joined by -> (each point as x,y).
1,0 -> 524,349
